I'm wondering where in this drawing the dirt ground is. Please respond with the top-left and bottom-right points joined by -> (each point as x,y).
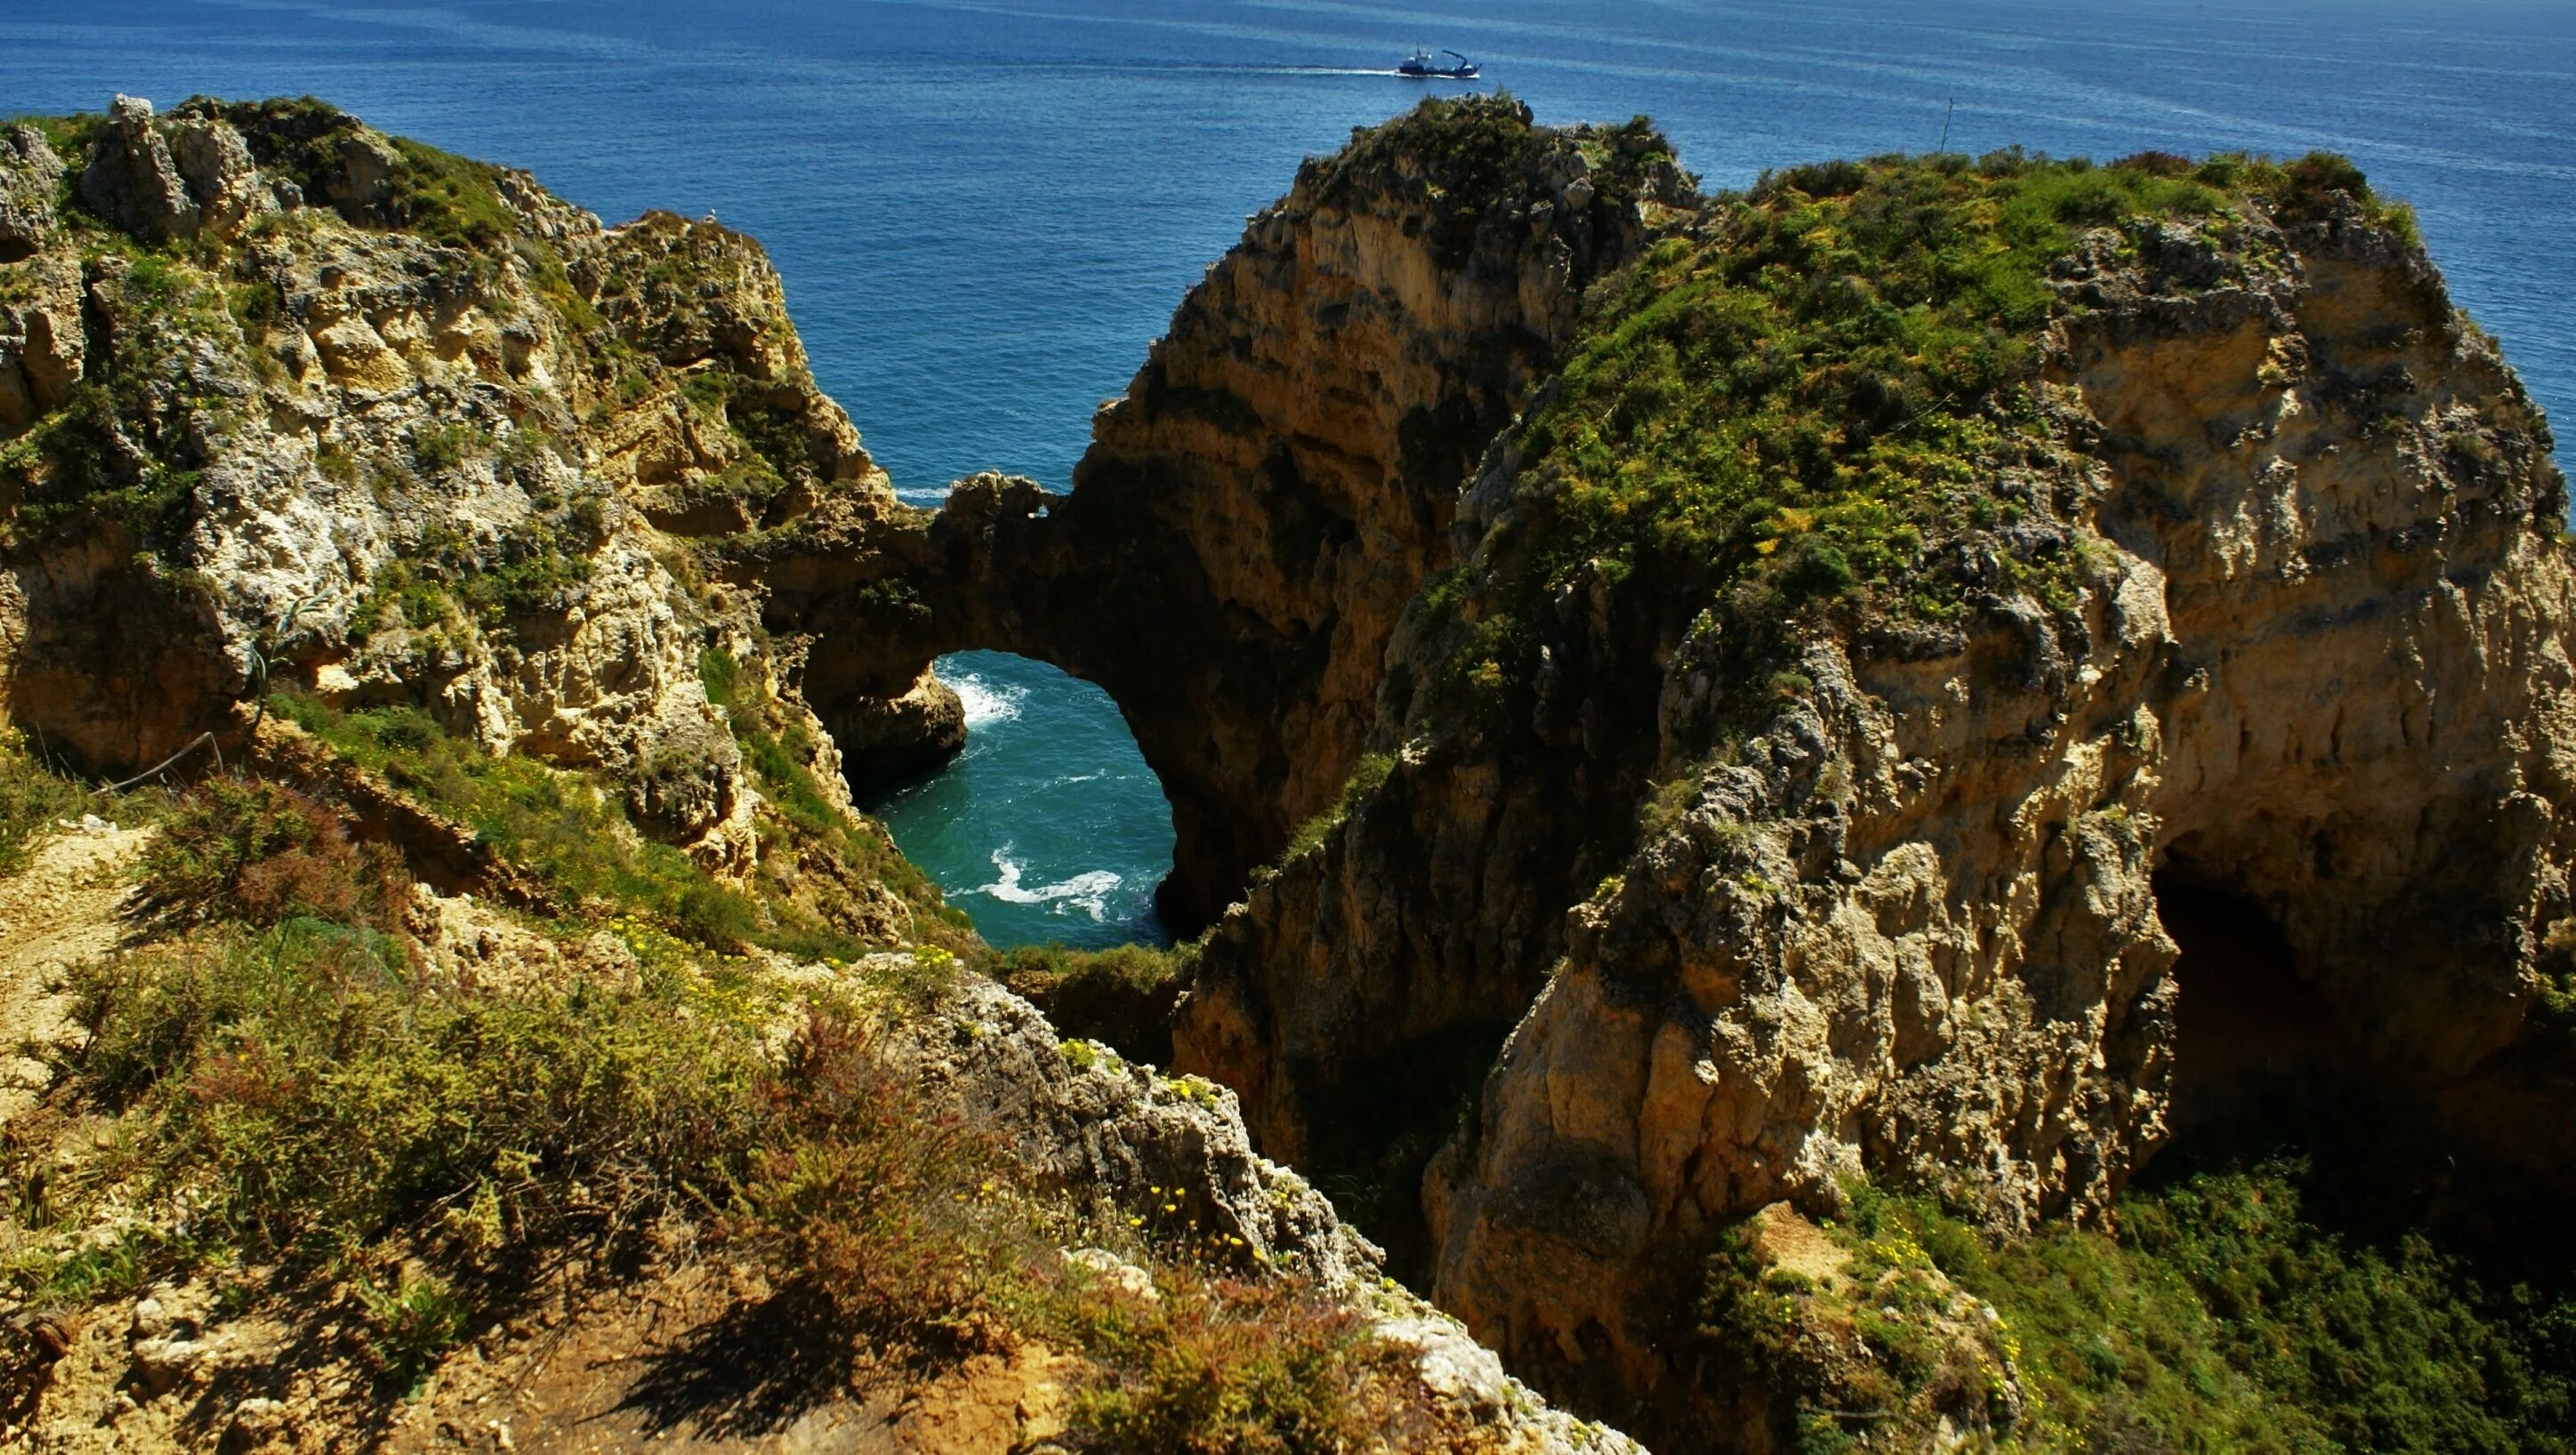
0,821 -> 148,1125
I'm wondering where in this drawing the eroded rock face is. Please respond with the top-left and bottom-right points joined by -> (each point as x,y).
880,973 -> 1648,1454
753,98 -> 1695,928
0,96 -> 904,863
0,126 -> 65,264
79,95 -> 200,243
1211,193 -> 2573,1449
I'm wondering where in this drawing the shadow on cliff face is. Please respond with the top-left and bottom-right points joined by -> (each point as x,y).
2150,867 -> 2494,1253
1300,1018 -> 1522,1285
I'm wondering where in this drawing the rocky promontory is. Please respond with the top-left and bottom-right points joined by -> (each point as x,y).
744,100 -> 1696,929
785,105 -> 2576,1450
0,93 -> 1635,1455
9,86 -> 2576,1455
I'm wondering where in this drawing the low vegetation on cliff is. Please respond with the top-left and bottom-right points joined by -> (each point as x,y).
1429,147 -> 2425,719
1,98 -> 1622,1454
1210,105 -> 2573,1455
990,939 -> 1196,1065
0,747 -> 1561,1450
1701,1170 -> 2576,1453
11,82 -> 2574,1455
1302,93 -> 1687,270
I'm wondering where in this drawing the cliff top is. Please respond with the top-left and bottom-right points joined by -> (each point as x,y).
1411,143 -> 2553,744
0,94 -> 1644,1455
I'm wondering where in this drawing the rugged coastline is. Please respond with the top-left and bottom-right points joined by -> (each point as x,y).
5,88 -> 2576,1454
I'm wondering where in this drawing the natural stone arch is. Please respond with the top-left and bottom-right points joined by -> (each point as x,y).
752,100 -> 1695,931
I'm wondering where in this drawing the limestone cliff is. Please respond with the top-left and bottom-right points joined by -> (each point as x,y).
716,107 -> 2576,1443
1149,152 -> 2576,1447
0,95 -> 952,851
20,84 -> 2576,1455
747,97 -> 1695,928
0,94 -> 1642,1455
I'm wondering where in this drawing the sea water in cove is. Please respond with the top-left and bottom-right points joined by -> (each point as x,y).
12,0 -> 2575,945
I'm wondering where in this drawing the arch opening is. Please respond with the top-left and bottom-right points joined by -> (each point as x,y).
864,650 -> 1176,951
2155,873 -> 2351,1154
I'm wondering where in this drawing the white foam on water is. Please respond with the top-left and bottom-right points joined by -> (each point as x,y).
970,848 -> 1124,921
945,670 -> 1026,729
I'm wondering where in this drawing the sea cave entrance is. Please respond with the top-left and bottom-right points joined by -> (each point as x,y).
865,650 -> 1177,951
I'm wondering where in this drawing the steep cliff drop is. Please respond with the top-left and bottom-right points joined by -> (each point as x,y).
0,96 -> 1640,1455
744,107 -> 2576,1445
1195,151 -> 2576,1447
16,85 -> 2576,1453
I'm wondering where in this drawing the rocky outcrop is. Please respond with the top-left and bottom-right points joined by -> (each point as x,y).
0,95 -> 914,867
0,127 -> 64,265
750,98 -> 1696,928
24,89 -> 2576,1454
871,972 -> 1647,1453
78,95 -> 203,243
1163,162 -> 2576,1448
0,99 -> 1660,1449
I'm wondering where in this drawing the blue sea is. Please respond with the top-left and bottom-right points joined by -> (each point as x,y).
9,0 -> 2572,947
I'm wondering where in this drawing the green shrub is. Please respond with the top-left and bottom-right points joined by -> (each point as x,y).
2,382 -> 200,550
733,1009 -> 1026,1356
697,649 -> 970,954
20,877 -> 1473,1447
1501,153 -> 2233,630
1283,752 -> 1398,860
1062,1272 -> 1456,1454
270,694 -> 775,952
140,776 -> 408,928
57,917 -> 769,1266
0,730 -> 97,872
1826,1168 -> 2576,1452
408,421 -> 489,473
1428,148 -> 2424,723
383,136 -> 522,253
356,1266 -> 470,1394
1308,96 -> 1678,272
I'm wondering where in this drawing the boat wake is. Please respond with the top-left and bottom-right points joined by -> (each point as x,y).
1026,60 -> 1481,80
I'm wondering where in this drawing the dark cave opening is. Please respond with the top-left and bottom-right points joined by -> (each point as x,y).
2154,874 -> 2347,1154
2146,868 -> 2462,1242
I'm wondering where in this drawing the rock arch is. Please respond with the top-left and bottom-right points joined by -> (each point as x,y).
753,100 -> 1695,930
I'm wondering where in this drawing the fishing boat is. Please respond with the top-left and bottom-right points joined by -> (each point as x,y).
1397,48 -> 1480,79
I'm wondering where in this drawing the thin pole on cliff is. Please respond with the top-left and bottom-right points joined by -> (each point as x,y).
1938,97 -> 1955,153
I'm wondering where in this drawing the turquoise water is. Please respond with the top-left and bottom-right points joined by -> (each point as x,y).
10,0 -> 2575,945
874,652 -> 1173,946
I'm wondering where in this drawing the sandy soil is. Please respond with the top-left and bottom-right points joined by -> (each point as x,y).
0,822 -> 148,1127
